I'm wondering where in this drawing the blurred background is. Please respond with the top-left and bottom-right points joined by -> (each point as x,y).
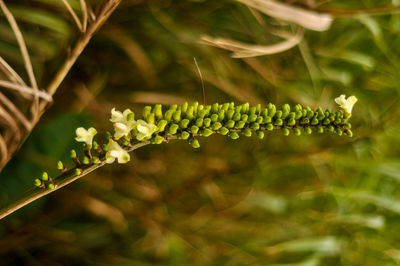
1,0 -> 400,265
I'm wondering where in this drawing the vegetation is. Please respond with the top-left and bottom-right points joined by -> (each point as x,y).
0,0 -> 400,265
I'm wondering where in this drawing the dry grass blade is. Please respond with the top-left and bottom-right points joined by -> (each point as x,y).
0,92 -> 31,130
0,135 -> 7,166
62,0 -> 83,32
0,0 -> 39,109
80,0 -> 88,32
236,0 -> 332,32
201,28 -> 304,58
0,56 -> 26,86
0,80 -> 52,101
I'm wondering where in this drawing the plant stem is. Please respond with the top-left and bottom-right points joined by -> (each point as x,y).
0,141 -> 149,220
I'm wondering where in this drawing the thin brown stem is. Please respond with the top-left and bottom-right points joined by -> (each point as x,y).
0,141 -> 150,220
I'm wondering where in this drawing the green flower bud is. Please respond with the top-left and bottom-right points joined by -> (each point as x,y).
218,127 -> 229,135
256,116 -> 263,124
83,156 -> 90,165
274,119 -> 283,126
226,109 -> 234,120
218,110 -> 225,121
180,119 -> 190,129
249,106 -> 256,115
127,112 -> 135,121
198,104 -> 204,112
191,139 -> 200,148
146,113 -> 155,124
164,109 -> 174,122
294,104 -> 302,113
257,131 -> 264,139
34,178 -> 42,187
235,105 -> 242,114
212,103 -> 219,113
275,110 -> 282,119
302,109 -> 308,118
93,141 -> 99,150
143,106 -> 152,119
92,157 -> 100,164
179,131 -> 190,140
201,128 -> 213,137
48,183 -> 55,190
293,128 -> 301,136
225,120 -> 235,128
249,114 -> 257,123
241,114 -> 248,122
288,112 -> 296,119
70,149 -> 77,159
233,112 -> 241,121
336,128 -> 343,136
229,132 -> 239,140
192,102 -> 199,113
170,104 -> 178,112
243,128 -> 252,137
251,123 -> 260,130
157,120 -> 168,132
327,125 -> 335,132
311,117 -> 319,125
221,103 -> 230,112
121,137 -> 130,146
345,129 -> 353,137
196,118 -> 204,127
304,127 -> 312,135
263,116 -> 272,123
173,110 -> 181,122
235,121 -> 246,129
317,126 -> 324,133
168,124 -> 179,135
268,103 -> 276,118
307,110 -> 314,119
74,168 -> 82,176
198,109 -> 207,118
203,118 -> 211,127
41,172 -> 49,181
255,104 -> 261,114
266,123 -> 274,131
181,102 -> 188,113
300,118 -> 309,125
322,118 -> 330,125
212,122 -> 222,130
186,106 -> 194,119
282,128 -> 290,136
287,118 -> 296,126
282,104 -> 290,118
343,123 -> 351,129
151,135 -> 163,144
295,111 -> 303,120
211,114 -> 219,122
191,125 -> 199,134
261,108 -> 268,118
57,161 -> 64,171
153,104 -> 162,120
242,103 -> 250,113
105,131 -> 112,140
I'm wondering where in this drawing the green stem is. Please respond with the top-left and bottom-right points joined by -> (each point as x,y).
0,141 -> 149,220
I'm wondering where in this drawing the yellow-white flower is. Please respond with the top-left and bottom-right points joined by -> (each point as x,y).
105,139 -> 130,164
136,119 -> 158,141
75,127 -> 97,146
335,94 -> 358,114
110,108 -> 136,140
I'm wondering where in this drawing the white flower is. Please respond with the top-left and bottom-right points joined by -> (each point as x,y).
75,127 -> 97,146
105,139 -> 130,164
335,94 -> 358,114
136,119 -> 158,141
110,108 -> 136,140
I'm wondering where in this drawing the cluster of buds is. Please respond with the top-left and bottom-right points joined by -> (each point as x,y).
35,95 -> 357,189
34,172 -> 56,190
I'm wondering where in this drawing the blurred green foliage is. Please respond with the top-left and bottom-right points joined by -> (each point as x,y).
1,0 -> 400,265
